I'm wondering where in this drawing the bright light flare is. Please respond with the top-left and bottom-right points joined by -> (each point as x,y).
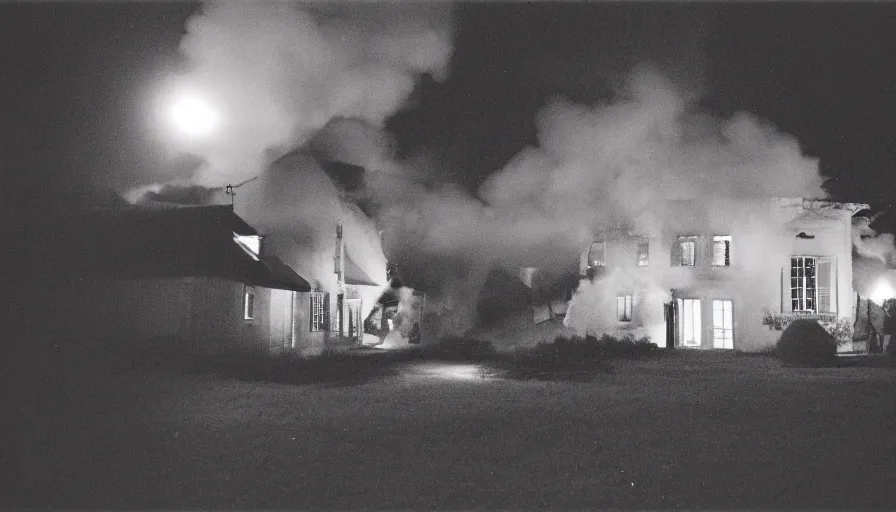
420,363 -> 485,381
869,277 -> 896,306
167,93 -> 220,138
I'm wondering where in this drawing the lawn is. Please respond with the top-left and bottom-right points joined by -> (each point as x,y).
5,350 -> 895,509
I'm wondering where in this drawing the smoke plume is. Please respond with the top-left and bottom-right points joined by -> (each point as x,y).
152,1 -> 452,186
367,64 -> 826,340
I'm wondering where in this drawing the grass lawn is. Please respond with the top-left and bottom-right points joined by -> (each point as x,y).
5,350 -> 895,509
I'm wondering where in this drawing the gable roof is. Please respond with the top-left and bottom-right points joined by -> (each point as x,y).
56,205 -> 310,291
343,253 -> 380,287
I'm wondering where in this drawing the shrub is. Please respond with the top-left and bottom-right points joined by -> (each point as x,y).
776,319 -> 838,367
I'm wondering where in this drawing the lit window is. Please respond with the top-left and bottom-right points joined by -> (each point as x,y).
588,241 -> 606,267
617,294 -> 632,322
712,299 -> 733,349
310,292 -> 329,332
243,286 -> 256,320
791,257 -> 816,312
677,236 -> 696,266
712,236 -> 732,267
637,237 -> 649,267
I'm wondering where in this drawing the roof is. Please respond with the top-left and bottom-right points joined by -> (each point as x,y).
256,257 -> 312,292
344,253 -> 380,287
56,205 -> 310,291
773,197 -> 870,216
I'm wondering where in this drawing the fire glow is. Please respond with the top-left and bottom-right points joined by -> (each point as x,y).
868,277 -> 896,306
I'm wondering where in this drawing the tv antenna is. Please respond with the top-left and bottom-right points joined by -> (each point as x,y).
224,176 -> 258,208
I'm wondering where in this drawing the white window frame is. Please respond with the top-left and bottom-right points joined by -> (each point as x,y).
677,298 -> 701,347
310,291 -> 328,332
617,294 -> 633,322
243,285 -> 256,320
712,235 -> 732,267
677,236 -> 697,267
791,256 -> 817,312
712,299 -> 734,349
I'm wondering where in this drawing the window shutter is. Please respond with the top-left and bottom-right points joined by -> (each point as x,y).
782,266 -> 792,313
323,293 -> 331,331
817,258 -> 833,314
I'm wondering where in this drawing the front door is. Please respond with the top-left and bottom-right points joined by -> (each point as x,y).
677,298 -> 702,347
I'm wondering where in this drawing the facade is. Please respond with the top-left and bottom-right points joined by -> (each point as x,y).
565,197 -> 868,352
52,205 -> 381,355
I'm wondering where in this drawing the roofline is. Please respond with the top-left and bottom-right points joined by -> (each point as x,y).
772,197 -> 870,216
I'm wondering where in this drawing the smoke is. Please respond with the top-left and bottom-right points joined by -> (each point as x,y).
853,216 -> 895,265
366,64 -> 826,340
151,1 -> 452,186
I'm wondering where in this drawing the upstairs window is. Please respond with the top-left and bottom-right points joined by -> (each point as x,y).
791,257 -> 816,312
712,236 -> 732,267
676,236 -> 697,267
617,294 -> 633,322
310,291 -> 330,332
588,241 -> 606,267
243,286 -> 256,320
637,237 -> 649,267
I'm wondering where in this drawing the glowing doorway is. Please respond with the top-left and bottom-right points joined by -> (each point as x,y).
677,298 -> 701,347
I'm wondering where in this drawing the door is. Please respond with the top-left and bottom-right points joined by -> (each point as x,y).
712,299 -> 733,349
664,300 -> 677,348
677,298 -> 702,347
346,299 -> 362,343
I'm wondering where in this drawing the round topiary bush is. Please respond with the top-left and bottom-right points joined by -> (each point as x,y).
776,318 -> 838,367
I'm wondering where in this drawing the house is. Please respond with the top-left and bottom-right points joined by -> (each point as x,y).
563,197 -> 869,352
50,204 -> 375,354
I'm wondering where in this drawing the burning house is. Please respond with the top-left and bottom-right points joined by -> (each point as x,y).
564,197 -> 869,352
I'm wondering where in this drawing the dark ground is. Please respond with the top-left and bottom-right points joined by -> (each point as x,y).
4,350 -> 895,509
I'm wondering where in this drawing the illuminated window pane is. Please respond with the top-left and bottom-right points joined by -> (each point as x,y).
617,294 -> 632,322
637,238 -> 649,267
712,236 -> 731,266
677,237 -> 696,266
790,257 -> 817,312
243,286 -> 256,320
712,300 -> 733,349
310,292 -> 329,331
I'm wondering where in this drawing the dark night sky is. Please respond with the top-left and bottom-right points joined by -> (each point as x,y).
3,2 -> 896,217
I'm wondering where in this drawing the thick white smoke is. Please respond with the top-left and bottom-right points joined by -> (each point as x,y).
152,1 -> 452,186
369,64 -> 826,341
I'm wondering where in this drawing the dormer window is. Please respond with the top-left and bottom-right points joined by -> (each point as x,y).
234,233 -> 261,260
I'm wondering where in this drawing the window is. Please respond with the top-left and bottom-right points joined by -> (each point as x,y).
791,257 -> 816,312
712,300 -> 733,349
588,242 -> 606,267
310,291 -> 329,331
243,286 -> 256,320
617,294 -> 632,322
676,236 -> 696,266
637,237 -> 649,267
677,298 -> 702,347
712,236 -> 731,267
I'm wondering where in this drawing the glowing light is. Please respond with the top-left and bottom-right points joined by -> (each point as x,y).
168,93 -> 220,137
869,277 -> 896,306
420,363 -> 485,381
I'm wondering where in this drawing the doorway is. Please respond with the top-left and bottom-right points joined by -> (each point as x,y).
712,299 -> 734,349
677,298 -> 702,347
